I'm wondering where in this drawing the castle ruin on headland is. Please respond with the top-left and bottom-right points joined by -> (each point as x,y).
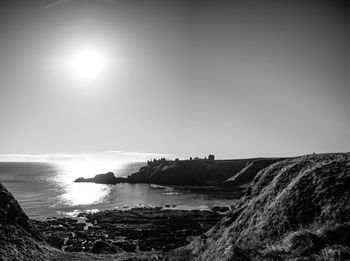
147,154 -> 215,166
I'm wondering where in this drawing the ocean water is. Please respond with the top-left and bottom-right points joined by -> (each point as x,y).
0,161 -> 233,218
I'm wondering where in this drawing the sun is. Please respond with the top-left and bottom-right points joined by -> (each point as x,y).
69,48 -> 105,82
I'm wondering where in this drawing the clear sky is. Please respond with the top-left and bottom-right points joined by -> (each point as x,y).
0,0 -> 349,160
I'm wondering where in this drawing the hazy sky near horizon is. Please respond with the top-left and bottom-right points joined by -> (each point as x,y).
0,0 -> 349,160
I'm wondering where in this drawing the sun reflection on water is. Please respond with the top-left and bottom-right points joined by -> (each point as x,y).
52,160 -> 120,206
60,183 -> 112,206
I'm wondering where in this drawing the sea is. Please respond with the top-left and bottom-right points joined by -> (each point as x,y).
0,161 -> 233,218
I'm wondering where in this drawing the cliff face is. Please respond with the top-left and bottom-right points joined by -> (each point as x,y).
189,153 -> 350,260
220,158 -> 281,186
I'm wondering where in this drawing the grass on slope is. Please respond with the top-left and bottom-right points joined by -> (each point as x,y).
188,153 -> 350,261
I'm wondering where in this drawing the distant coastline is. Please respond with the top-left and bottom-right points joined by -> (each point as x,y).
74,155 -> 284,187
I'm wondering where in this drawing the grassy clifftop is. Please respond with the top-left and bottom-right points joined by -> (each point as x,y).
189,153 -> 350,260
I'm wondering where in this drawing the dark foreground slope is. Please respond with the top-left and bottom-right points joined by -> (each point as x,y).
188,153 -> 350,260
0,182 -> 48,260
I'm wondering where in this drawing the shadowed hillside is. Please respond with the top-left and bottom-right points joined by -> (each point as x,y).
188,153 -> 350,260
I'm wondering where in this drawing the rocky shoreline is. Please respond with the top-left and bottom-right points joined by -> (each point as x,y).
32,207 -> 226,254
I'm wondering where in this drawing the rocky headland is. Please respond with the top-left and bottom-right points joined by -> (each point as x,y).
1,153 -> 350,260
74,157 -> 282,187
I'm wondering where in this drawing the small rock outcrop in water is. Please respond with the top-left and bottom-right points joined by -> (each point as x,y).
189,153 -> 350,260
75,172 -> 125,184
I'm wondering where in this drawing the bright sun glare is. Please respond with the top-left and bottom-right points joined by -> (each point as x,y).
69,48 -> 105,82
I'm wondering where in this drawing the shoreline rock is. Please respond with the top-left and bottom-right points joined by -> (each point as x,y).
32,207 -> 224,253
